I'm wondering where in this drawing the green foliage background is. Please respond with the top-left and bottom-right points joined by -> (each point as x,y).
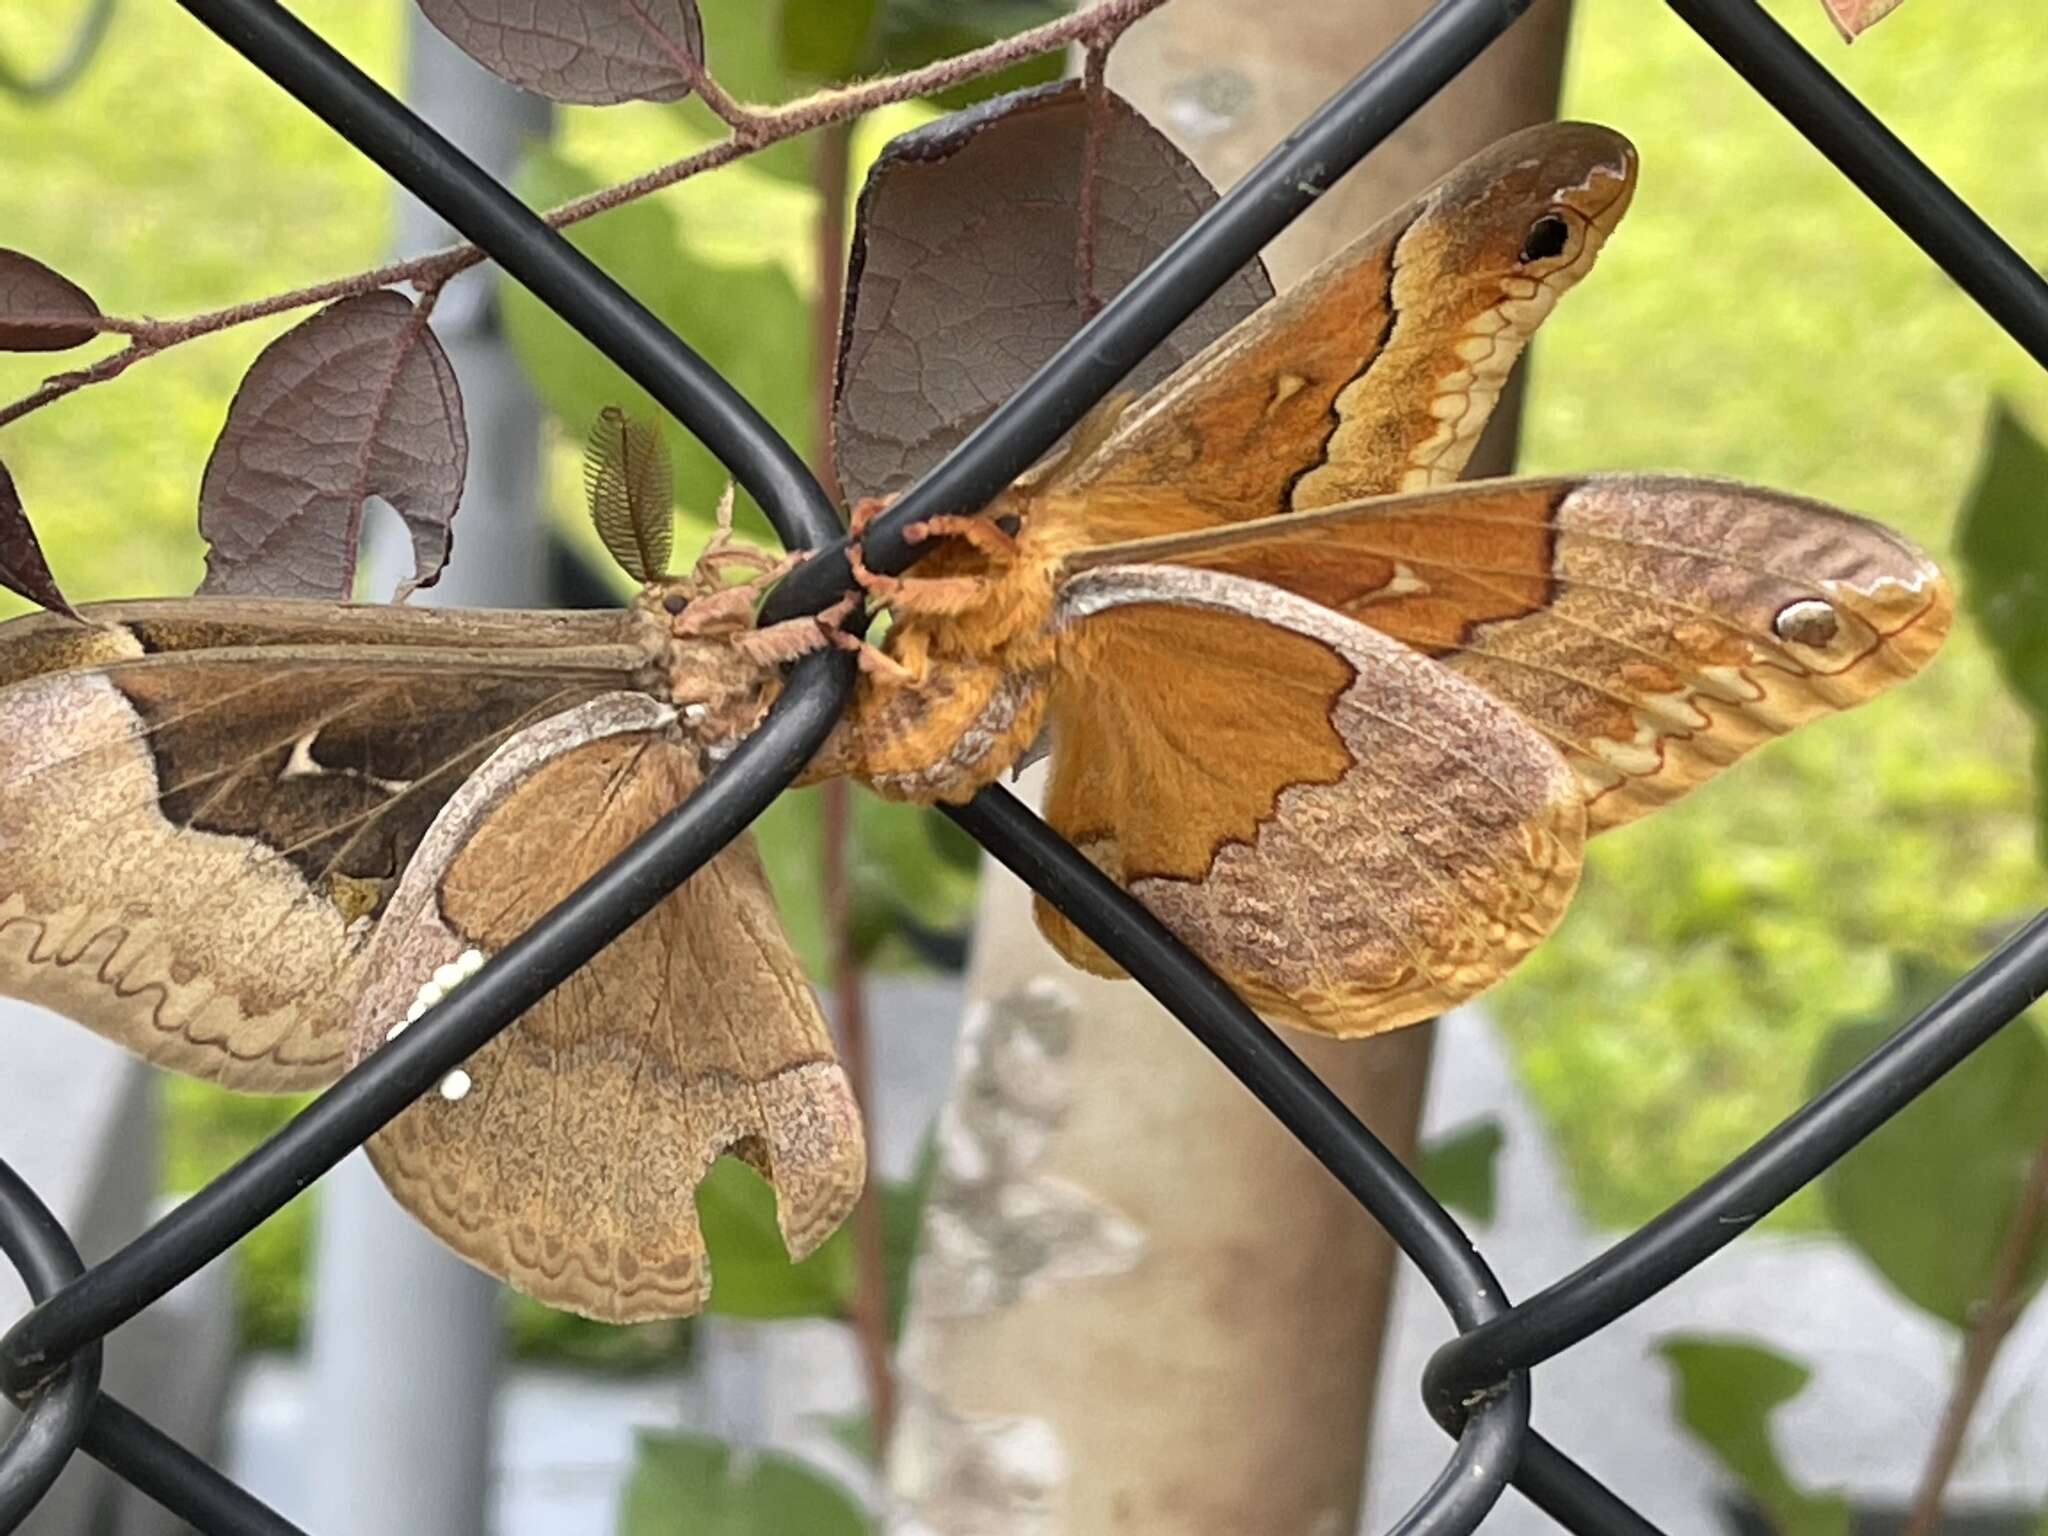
2,0 -> 2044,1347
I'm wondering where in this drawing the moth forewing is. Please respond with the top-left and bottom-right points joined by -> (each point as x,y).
348,692 -> 864,1323
0,613 -> 658,1093
1066,475 -> 1955,832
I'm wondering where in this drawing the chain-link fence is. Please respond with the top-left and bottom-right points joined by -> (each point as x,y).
4,1 -> 2047,1533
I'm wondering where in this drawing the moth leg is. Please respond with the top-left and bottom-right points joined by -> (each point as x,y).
833,629 -> 919,683
735,592 -> 861,666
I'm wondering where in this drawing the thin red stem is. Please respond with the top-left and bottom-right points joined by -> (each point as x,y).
1901,1123 -> 2048,1536
809,116 -> 895,1452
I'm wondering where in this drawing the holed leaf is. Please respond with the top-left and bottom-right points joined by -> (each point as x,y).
1659,1336 -> 1851,1536
0,460 -> 78,618
585,405 -> 675,580
0,249 -> 101,352
198,291 -> 467,600
834,80 -> 1273,503
1809,956 -> 2048,1329
620,1432 -> 867,1536
415,0 -> 705,105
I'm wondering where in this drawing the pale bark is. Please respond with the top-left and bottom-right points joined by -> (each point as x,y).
885,5 -> 1572,1531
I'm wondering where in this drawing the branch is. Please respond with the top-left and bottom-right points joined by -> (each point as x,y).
0,0 -> 1173,433
1901,1124 -> 2048,1536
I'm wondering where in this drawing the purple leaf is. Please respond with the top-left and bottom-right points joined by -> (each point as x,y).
0,249 -> 101,353
0,460 -> 79,619
416,0 -> 706,105
834,81 -> 1274,505
198,291 -> 467,601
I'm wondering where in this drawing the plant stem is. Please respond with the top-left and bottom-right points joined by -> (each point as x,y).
0,0 -> 1173,432
809,116 -> 897,1454
1901,1123 -> 2048,1536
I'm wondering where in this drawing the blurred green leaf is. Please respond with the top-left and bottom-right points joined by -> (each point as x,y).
1956,401 -> 2048,855
619,1432 -> 869,1535
1658,1336 -> 1850,1536
1809,956 -> 2048,1328
684,0 -> 812,185
162,1082 -> 310,1350
697,1160 -> 858,1319
884,1131 -> 939,1339
851,797 -> 980,963
504,144 -> 811,546
1419,1117 -> 1505,1226
752,788 -> 828,977
875,0 -> 1071,109
505,1300 -> 694,1372
780,0 -> 882,81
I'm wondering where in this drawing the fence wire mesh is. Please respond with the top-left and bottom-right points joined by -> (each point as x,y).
3,1 -> 2047,1534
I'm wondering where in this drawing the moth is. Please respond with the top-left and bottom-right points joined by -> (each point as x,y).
808,120 -> 1954,1037
0,451 -> 864,1323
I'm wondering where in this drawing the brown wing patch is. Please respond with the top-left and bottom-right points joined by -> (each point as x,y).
1095,476 -> 1953,832
1039,566 -> 1584,1038
0,649 -> 619,1090
353,696 -> 863,1322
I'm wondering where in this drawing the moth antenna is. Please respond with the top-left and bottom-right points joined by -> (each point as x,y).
584,405 -> 675,583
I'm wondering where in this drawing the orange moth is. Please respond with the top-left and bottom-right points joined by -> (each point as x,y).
808,121 -> 1952,1038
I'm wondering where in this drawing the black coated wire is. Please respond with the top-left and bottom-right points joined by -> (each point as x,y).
81,1399 -> 310,1536
0,649 -> 849,1393
760,0 -> 1540,624
0,1162 -> 99,1529
0,0 -> 117,101
1426,909 -> 2048,1419
176,0 -> 841,556
953,787 -> 1532,1536
1665,0 -> 2048,369
1,0 -> 865,1393
5,0 -> 2048,1532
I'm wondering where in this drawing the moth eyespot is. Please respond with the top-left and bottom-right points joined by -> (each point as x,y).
1519,213 -> 1572,264
1773,598 -> 1840,647
663,594 -> 689,615
439,1069 -> 473,1103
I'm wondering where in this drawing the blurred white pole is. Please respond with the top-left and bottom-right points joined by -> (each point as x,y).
305,14 -> 552,1536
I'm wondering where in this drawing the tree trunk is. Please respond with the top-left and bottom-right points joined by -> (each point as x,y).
885,5 -> 1573,1531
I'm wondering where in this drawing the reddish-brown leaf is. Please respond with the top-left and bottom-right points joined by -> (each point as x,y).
416,0 -> 705,105
0,460 -> 78,619
833,81 -> 1274,504
198,291 -> 467,600
1821,0 -> 1906,38
0,249 -> 102,352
